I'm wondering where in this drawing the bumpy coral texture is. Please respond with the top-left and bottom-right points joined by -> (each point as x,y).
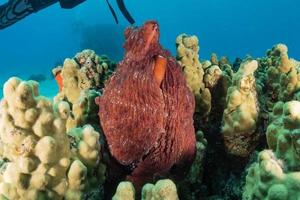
97,21 -> 196,187
141,179 -> 179,200
53,49 -> 114,96
266,101 -> 300,171
0,77 -> 105,200
243,150 -> 300,200
258,44 -> 300,112
222,60 -> 259,157
176,34 -> 211,116
244,101 -> 300,200
112,182 -> 135,200
112,179 -> 178,200
52,50 -> 115,131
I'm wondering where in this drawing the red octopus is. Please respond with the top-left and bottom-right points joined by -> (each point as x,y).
96,21 -> 196,188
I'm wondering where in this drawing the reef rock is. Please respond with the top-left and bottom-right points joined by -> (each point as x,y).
97,21 -> 196,188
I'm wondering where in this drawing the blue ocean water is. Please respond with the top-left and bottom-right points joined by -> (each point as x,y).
0,0 -> 299,96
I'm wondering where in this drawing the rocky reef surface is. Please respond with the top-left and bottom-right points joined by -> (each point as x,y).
0,21 -> 300,200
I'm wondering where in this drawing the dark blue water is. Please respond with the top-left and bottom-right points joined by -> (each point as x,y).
0,0 -> 299,91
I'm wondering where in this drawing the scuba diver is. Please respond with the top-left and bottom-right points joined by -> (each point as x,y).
0,0 -> 135,29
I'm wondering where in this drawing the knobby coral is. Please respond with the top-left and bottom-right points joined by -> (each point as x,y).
222,60 -> 259,157
112,179 -> 178,200
97,21 -> 196,189
266,101 -> 300,171
243,47 -> 300,200
243,150 -> 300,200
0,77 -> 105,200
52,50 -> 115,131
176,34 -> 211,117
52,49 -> 115,96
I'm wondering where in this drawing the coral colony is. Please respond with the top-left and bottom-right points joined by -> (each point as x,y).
0,21 -> 300,199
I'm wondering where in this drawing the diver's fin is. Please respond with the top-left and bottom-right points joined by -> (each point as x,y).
154,55 -> 167,86
105,0 -> 119,24
116,0 -> 135,24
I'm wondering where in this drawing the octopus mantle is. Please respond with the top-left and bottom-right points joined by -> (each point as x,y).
97,23 -> 195,187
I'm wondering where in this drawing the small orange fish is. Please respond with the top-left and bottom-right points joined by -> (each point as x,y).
55,71 -> 63,92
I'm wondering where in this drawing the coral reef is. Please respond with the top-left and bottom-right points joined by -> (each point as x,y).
177,130 -> 207,200
266,101 -> 300,170
243,150 -> 300,200
176,33 -> 211,116
97,21 -> 196,189
0,77 -> 105,200
222,60 -> 259,157
55,89 -> 100,131
141,179 -> 179,200
112,179 -> 178,200
74,49 -> 115,89
174,36 -> 300,199
53,49 -> 115,101
243,47 -> 300,200
257,44 -> 300,112
203,64 -> 222,89
175,34 -> 248,199
3,20 -> 300,200
112,182 -> 135,200
52,50 -> 115,131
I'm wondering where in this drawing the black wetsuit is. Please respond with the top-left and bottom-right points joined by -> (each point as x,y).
0,0 -> 85,29
0,0 -> 134,30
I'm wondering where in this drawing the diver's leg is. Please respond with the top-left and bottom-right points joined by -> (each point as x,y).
0,0 -> 57,29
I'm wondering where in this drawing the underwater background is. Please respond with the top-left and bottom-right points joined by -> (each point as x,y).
0,0 -> 300,97
1,0 -> 300,199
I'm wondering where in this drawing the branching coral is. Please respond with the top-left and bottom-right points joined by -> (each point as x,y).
222,60 -> 259,157
98,21 -> 196,189
0,77 -> 105,200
